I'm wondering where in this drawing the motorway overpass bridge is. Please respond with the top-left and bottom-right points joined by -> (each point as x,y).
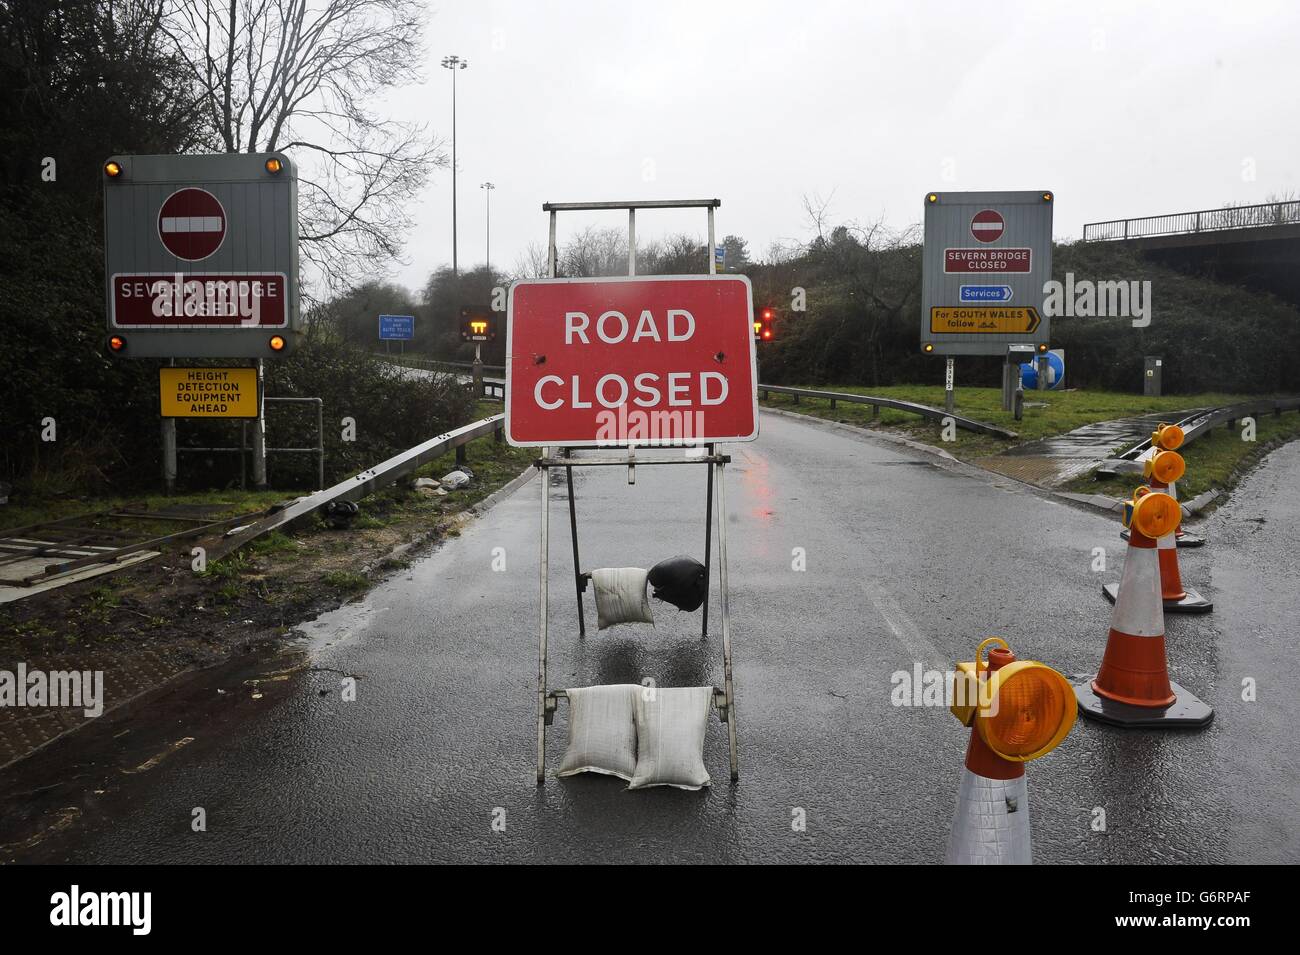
1084,199 -> 1300,305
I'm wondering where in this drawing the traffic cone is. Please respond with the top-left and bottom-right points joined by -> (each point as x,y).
1121,423 -> 1205,547
946,639 -> 1075,865
1107,448 -> 1211,613
1078,487 -> 1213,728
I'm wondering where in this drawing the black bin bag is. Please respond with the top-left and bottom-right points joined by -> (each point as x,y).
647,555 -> 707,612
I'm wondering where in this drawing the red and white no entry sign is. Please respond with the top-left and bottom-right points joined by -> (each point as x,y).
970,209 -> 1004,243
158,187 -> 226,260
505,275 -> 758,447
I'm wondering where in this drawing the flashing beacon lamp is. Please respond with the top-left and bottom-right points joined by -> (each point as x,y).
1152,422 -> 1184,452
108,335 -> 126,353
946,636 -> 1076,864
1144,445 -> 1186,488
265,157 -> 283,175
269,335 -> 286,353
1123,485 -> 1181,540
755,308 -> 775,342
103,160 -> 123,179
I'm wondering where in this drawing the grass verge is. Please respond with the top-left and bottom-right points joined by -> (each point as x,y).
761,385 -> 1300,499
1063,412 -> 1300,500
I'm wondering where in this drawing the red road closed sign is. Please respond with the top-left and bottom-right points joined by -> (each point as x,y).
505,275 -> 758,447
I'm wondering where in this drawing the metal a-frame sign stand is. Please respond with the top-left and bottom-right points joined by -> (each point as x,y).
531,199 -> 740,785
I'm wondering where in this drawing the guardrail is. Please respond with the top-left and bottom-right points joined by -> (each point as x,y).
1096,397 -> 1300,476
759,384 -> 1018,439
378,353 -> 506,375
212,413 -> 506,560
377,353 -> 506,399
1083,200 -> 1300,242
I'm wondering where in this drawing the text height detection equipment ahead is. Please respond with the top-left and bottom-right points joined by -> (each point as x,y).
921,191 -> 1053,356
460,307 -> 497,342
379,314 -> 415,340
505,275 -> 758,447
159,367 -> 258,418
103,152 -> 300,359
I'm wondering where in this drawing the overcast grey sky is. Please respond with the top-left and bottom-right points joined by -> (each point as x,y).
378,0 -> 1300,291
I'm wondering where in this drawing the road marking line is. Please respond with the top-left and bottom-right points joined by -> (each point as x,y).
863,582 -> 944,667
122,736 -> 194,774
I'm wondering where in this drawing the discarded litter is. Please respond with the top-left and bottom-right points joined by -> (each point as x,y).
440,470 -> 471,490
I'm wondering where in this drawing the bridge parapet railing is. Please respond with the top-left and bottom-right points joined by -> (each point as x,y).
1084,200 -> 1300,242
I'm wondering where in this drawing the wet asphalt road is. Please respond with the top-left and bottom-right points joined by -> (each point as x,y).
3,411 -> 1297,864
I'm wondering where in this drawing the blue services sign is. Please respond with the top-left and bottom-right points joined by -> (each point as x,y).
959,285 -> 1014,303
379,314 -> 414,340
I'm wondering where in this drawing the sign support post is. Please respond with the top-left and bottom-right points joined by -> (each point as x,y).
251,359 -> 268,489
161,357 -> 177,493
161,418 -> 177,494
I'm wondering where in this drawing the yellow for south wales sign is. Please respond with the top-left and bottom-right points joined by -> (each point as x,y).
929,306 -> 1042,335
159,367 -> 258,418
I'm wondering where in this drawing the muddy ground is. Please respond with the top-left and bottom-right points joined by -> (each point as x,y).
0,439 -> 534,767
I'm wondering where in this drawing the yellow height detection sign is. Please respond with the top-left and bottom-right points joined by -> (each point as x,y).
929,306 -> 1041,335
159,367 -> 258,418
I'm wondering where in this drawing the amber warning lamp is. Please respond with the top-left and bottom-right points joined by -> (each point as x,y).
949,637 -> 1076,762
460,309 -> 496,343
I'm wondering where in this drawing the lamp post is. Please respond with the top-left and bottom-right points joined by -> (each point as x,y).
480,181 -> 495,271
441,54 -> 468,275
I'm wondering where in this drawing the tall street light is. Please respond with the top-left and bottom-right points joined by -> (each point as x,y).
480,182 -> 495,272
441,54 -> 468,275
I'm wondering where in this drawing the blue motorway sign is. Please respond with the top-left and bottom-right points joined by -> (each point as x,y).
378,314 -> 414,340
959,284 -> 1014,303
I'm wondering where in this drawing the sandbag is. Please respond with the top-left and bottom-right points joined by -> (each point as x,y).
647,555 -> 707,612
590,567 -> 654,630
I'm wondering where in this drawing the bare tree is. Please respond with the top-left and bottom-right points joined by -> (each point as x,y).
799,193 -> 922,385
511,241 -> 551,280
161,0 -> 444,294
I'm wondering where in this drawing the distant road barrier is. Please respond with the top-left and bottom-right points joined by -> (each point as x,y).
1096,396 -> 1300,477
1083,200 -> 1300,242
377,353 -> 505,399
759,384 -> 1018,440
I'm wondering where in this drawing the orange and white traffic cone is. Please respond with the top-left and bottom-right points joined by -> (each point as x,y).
1078,487 -> 1213,728
1121,423 -> 1205,547
1107,446 -> 1212,613
946,639 -> 1076,865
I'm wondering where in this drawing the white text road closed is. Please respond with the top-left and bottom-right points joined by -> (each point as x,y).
505,276 -> 758,447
